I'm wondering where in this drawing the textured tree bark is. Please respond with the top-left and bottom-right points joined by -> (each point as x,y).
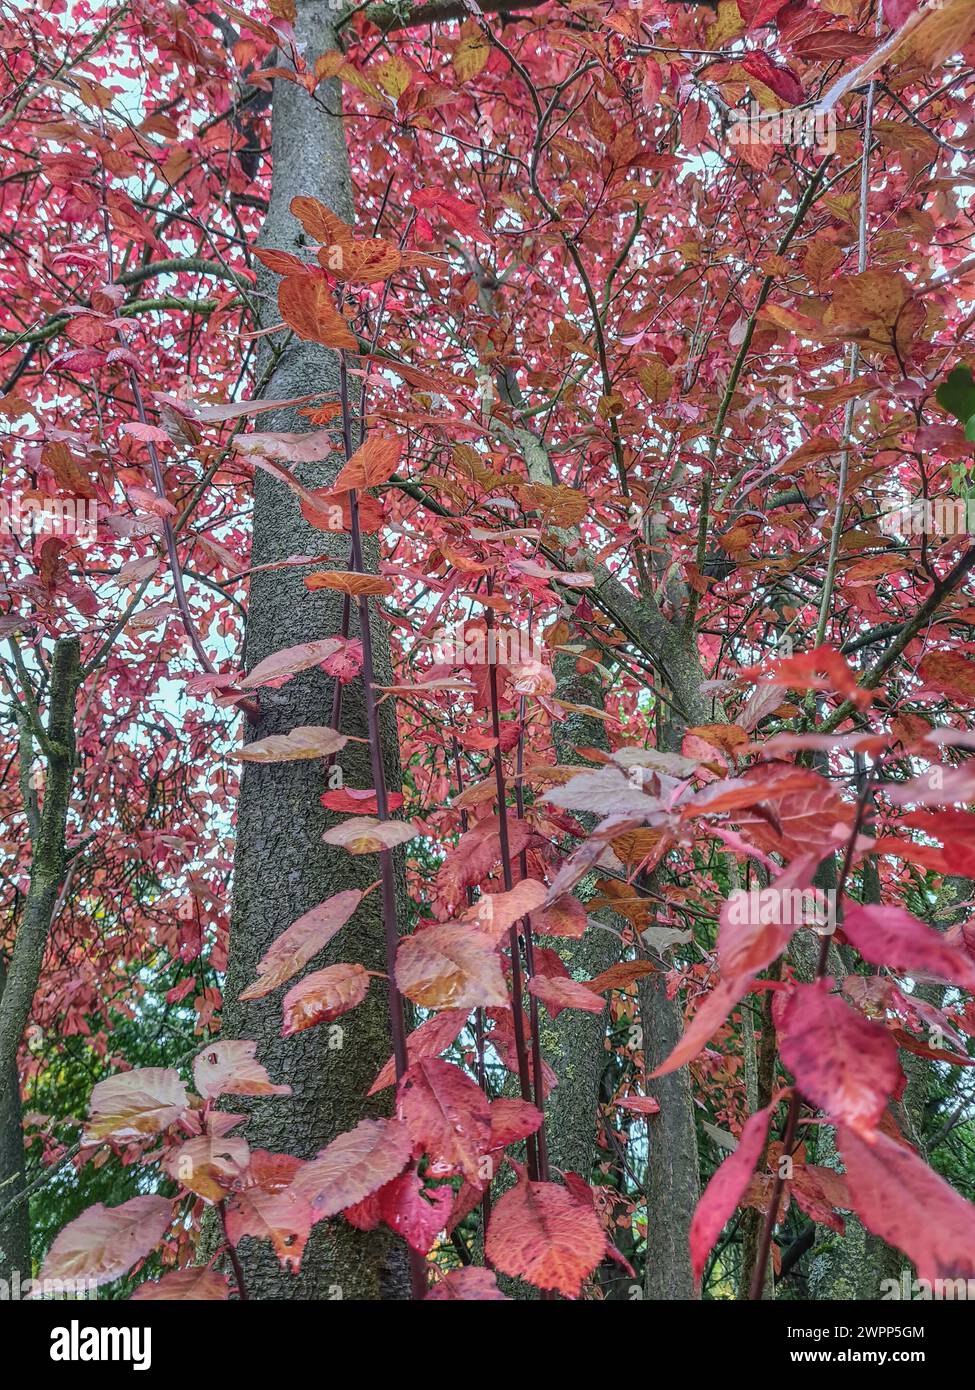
221,2 -> 410,1300
541,658 -> 622,1182
0,960 -> 30,1283
0,637 -> 80,1285
636,629 -> 708,1301
0,636 -> 80,1107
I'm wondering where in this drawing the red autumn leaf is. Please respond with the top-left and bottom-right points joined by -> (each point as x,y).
332,435 -> 402,492
487,1097 -> 545,1150
841,902 -> 975,992
528,973 -> 604,1019
131,1268 -> 231,1300
224,1151 -> 314,1271
458,878 -> 548,942
304,570 -> 393,597
776,982 -> 901,1136
651,978 -> 748,1077
321,786 -> 404,814
252,246 -> 309,277
369,1008 -> 471,1095
395,923 -> 508,1010
377,1162 -> 453,1254
839,1124 -> 975,1281
239,638 -> 345,689
717,852 -> 825,983
289,1117 -> 413,1219
616,1094 -> 660,1116
437,814 -> 542,903
689,1100 -> 778,1287
585,960 -> 655,993
277,274 -> 357,348
741,52 -> 804,106
529,894 -> 588,938
281,962 -> 371,1035
427,1267 -> 508,1300
397,1056 -> 492,1183
412,186 -> 490,243
485,1172 -> 606,1297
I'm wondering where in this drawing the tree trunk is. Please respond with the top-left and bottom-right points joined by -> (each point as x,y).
636,626 -> 708,1301
0,960 -> 30,1285
541,658 -> 622,1182
222,1 -> 410,1300
0,636 -> 80,1106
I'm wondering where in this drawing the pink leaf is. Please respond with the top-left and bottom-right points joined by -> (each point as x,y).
776,982 -> 901,1136
41,1196 -> 172,1288
840,1125 -> 975,1282
690,1100 -> 778,1286
842,902 -> 975,992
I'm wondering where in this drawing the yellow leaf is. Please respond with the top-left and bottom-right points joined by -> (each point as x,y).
454,27 -> 489,82
376,56 -> 413,100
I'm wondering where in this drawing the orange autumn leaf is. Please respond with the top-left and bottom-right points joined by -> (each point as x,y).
277,275 -> 357,349
332,435 -> 402,491
304,570 -> 393,597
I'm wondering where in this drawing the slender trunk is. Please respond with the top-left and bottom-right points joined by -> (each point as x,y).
541,657 -> 622,1181
0,960 -> 30,1283
0,637 -> 80,1106
0,636 -> 80,1284
636,632 -> 708,1300
222,2 -> 410,1299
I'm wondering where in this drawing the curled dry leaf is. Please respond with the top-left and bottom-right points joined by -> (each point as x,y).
235,725 -> 348,763
321,816 -> 418,854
